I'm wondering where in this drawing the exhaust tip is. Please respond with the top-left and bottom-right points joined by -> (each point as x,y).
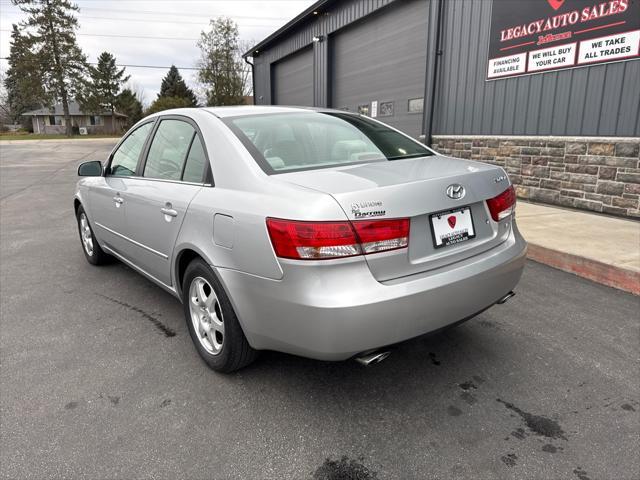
355,350 -> 391,366
497,291 -> 516,304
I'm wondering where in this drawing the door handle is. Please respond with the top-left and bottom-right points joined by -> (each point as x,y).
113,196 -> 123,204
161,207 -> 178,217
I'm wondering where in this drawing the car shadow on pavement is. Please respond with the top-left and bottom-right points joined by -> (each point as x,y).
235,320 -> 511,420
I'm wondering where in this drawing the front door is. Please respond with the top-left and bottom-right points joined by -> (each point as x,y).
121,117 -> 209,286
89,121 -> 154,256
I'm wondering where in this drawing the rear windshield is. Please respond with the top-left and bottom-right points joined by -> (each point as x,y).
224,112 -> 433,174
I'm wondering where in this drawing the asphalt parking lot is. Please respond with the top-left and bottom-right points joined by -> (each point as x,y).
1,138 -> 639,480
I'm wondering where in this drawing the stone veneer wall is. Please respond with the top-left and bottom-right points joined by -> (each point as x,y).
430,135 -> 640,219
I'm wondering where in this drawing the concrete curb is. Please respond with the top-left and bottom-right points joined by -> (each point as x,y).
0,137 -> 119,145
527,244 -> 640,296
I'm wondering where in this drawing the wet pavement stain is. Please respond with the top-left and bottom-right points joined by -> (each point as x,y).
428,352 -> 441,366
620,403 -> 635,411
458,380 -> 478,404
312,456 -> 377,480
108,395 -> 120,406
460,392 -> 477,405
64,401 -> 78,410
97,294 -> 176,337
500,453 -> 517,467
573,467 -> 591,480
478,319 -> 501,330
542,444 -> 558,453
497,399 -> 567,440
511,428 -> 526,440
459,381 -> 478,390
447,405 -> 463,416
160,399 -> 171,408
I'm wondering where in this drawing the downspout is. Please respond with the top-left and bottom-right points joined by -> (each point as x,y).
243,55 -> 256,105
422,0 -> 444,146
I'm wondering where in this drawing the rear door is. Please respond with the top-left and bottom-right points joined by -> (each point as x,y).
89,121 -> 154,255
122,117 -> 209,286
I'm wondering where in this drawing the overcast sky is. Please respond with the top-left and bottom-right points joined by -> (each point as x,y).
0,0 -> 315,105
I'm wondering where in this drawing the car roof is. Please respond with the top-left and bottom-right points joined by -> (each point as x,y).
201,105 -> 345,118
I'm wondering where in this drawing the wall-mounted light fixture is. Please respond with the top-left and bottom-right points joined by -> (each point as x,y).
312,35 -> 324,43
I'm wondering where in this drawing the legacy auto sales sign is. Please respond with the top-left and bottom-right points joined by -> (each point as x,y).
487,0 -> 640,79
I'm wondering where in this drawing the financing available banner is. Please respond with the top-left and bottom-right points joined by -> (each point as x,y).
487,0 -> 640,79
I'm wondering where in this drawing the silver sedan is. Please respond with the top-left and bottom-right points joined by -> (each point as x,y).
75,106 -> 527,372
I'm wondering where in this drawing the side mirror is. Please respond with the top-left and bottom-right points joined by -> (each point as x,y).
77,160 -> 103,177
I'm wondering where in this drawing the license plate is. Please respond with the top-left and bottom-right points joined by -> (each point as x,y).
430,206 -> 476,249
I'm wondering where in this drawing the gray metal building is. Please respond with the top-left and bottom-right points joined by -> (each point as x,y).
245,0 -> 640,218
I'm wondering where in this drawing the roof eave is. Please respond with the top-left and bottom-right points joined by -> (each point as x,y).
243,0 -> 332,58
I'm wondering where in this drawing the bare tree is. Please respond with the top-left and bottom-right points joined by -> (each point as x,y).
197,18 -> 252,106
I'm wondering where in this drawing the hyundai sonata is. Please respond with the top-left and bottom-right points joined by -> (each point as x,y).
75,106 -> 526,372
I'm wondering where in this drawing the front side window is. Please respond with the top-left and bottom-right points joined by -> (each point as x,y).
89,115 -> 102,126
109,122 -> 153,176
144,119 -> 195,181
225,112 -> 432,174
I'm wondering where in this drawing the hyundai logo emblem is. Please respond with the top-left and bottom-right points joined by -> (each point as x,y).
446,184 -> 465,200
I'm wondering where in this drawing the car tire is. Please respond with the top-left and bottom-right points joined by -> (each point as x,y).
76,205 -> 111,265
182,258 -> 258,373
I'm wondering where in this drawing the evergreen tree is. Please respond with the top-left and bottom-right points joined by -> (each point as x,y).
145,96 -> 193,116
197,18 -> 249,106
116,88 -> 143,128
12,0 -> 87,136
79,51 -> 129,123
158,66 -> 197,106
3,24 -> 46,125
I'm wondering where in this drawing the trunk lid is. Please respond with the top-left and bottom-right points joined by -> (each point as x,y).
276,155 -> 514,281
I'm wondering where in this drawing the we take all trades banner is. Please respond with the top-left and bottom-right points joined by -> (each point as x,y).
487,0 -> 640,79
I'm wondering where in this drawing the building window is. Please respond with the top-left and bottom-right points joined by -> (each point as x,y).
408,98 -> 424,114
89,115 -> 103,126
44,115 -> 64,125
357,104 -> 369,116
379,101 -> 394,117
46,115 -> 64,126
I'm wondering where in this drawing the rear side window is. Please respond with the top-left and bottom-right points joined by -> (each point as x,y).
109,122 -> 153,176
182,135 -> 207,183
144,120 -> 195,181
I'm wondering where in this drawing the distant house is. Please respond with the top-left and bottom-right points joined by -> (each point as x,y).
22,101 -> 127,135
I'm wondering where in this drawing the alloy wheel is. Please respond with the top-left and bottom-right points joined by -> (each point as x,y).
189,276 -> 224,354
79,213 -> 94,256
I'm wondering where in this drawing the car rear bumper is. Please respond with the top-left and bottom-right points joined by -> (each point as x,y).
217,222 -> 527,361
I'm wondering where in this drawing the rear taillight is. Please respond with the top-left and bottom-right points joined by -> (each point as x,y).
352,219 -> 410,254
266,218 -> 409,260
486,185 -> 516,222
